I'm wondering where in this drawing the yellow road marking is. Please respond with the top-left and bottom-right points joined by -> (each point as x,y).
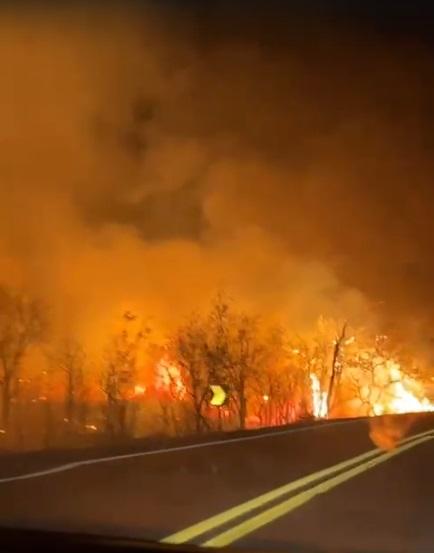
162,428 -> 433,545
203,433 -> 433,547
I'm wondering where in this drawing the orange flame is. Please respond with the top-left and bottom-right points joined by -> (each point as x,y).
310,374 -> 328,418
371,360 -> 434,416
155,357 -> 186,399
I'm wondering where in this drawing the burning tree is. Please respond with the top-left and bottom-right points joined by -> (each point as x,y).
344,334 -> 434,416
168,302 -> 314,432
0,287 -> 46,431
227,314 -> 267,429
101,313 -> 148,438
169,317 -> 210,433
288,331 -> 331,418
204,296 -> 267,430
298,318 -> 350,418
251,328 -> 305,426
326,322 -> 348,414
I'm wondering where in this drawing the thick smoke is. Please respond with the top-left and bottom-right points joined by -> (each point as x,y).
1,4 -> 434,353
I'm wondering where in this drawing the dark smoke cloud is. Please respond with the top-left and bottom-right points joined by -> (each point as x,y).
1,3 -> 434,352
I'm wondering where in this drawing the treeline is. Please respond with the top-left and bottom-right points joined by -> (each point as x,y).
0,287 -> 431,451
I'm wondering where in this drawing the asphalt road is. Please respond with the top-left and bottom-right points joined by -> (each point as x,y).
0,413 -> 433,553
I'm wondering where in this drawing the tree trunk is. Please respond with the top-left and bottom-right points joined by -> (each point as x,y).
43,401 -> 54,448
14,378 -> 24,447
106,399 -> 116,437
65,372 -> 76,428
239,392 -> 247,429
194,411 -> 201,433
327,323 -> 347,415
118,401 -> 128,436
77,400 -> 88,427
65,394 -> 75,429
217,407 -> 223,431
193,396 -> 203,434
1,375 -> 11,430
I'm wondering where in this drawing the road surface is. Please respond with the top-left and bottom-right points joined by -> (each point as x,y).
0,414 -> 433,553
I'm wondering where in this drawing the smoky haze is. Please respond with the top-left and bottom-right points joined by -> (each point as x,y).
1,3 -> 434,351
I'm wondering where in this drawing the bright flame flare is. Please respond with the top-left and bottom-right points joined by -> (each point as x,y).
134,384 -> 146,396
155,358 -> 186,399
310,374 -> 328,418
371,361 -> 434,416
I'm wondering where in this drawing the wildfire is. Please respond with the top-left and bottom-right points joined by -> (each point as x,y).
371,360 -> 434,416
133,384 -> 146,397
84,424 -> 98,431
310,374 -> 328,418
310,356 -> 433,419
155,357 -> 186,399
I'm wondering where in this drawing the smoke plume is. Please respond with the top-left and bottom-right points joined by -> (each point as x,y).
1,3 -> 434,354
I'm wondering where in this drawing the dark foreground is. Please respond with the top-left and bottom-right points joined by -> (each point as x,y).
0,413 -> 433,553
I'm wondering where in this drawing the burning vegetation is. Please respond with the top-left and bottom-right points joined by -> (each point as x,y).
1,6 -> 434,450
0,289 -> 432,450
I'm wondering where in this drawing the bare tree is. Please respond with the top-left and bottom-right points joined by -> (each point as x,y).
326,322 -> 347,414
203,296 -> 233,429
204,296 -> 266,429
287,335 -> 329,418
169,317 -> 210,433
48,338 -> 87,431
101,314 -> 148,438
229,314 -> 266,429
0,288 -> 46,431
250,329 -> 296,426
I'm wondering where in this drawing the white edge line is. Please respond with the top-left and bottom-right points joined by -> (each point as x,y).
7,418 -> 433,485
0,419 -> 360,484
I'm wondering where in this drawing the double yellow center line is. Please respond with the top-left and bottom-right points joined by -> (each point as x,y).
162,428 -> 433,547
